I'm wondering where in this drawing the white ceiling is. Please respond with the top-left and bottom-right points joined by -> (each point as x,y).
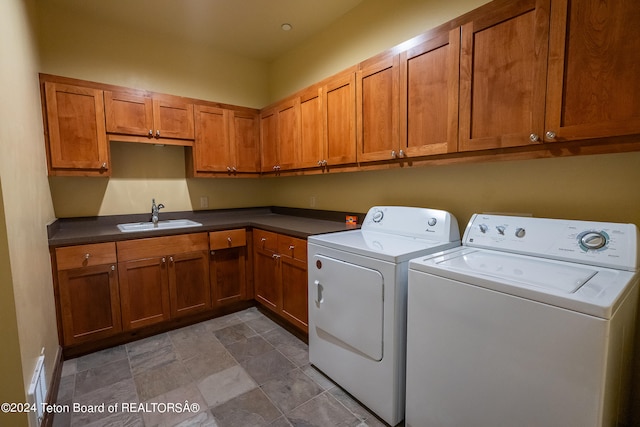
43,0 -> 365,61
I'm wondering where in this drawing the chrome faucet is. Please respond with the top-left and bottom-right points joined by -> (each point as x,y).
151,198 -> 165,224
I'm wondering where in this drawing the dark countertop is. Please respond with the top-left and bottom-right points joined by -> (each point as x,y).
47,206 -> 362,247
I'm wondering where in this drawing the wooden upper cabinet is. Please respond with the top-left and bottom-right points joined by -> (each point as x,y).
260,108 -> 279,172
193,105 -> 230,173
105,90 -> 194,142
323,70 -> 357,166
400,27 -> 460,157
229,109 -> 260,173
276,98 -> 300,170
545,0 -> 640,142
259,98 -> 300,172
193,105 -> 259,175
357,53 -> 401,162
298,86 -> 324,169
43,81 -> 110,176
459,0 -> 550,151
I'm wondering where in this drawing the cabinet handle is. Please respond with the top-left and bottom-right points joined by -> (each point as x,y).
289,245 -> 295,250
399,150 -> 405,158
84,253 -> 90,260
227,166 -> 232,172
322,160 -> 327,166
169,256 -> 174,263
317,160 -> 323,166
545,131 -> 557,140
529,133 -> 540,142
148,129 -> 153,137
156,130 -> 161,138
272,254 -> 280,260
231,166 -> 237,172
227,237 -> 232,244
111,265 -> 115,271
162,257 -> 166,263
101,162 -> 108,169
391,150 -> 397,159
261,238 -> 267,243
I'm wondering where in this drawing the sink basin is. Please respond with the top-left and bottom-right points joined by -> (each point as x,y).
117,219 -> 202,233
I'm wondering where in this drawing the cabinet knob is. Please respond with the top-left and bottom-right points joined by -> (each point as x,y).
317,160 -> 323,166
261,238 -> 267,243
272,254 -> 281,260
391,150 -> 397,158
227,237 -> 232,243
162,257 -> 166,263
148,129 -> 153,136
399,150 -> 405,158
169,256 -> 174,262
84,253 -> 90,260
231,166 -> 237,172
227,166 -> 232,172
111,265 -> 115,271
156,130 -> 161,138
545,131 -> 557,140
101,162 -> 108,169
289,245 -> 295,250
529,133 -> 540,142
210,250 -> 215,256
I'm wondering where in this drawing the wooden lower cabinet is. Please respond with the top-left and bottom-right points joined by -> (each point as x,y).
117,233 -> 209,330
55,243 -> 121,346
253,229 -> 308,332
209,229 -> 248,307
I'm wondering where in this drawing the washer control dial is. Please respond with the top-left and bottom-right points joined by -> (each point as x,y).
515,228 -> 526,238
372,210 -> 384,223
578,231 -> 608,251
428,217 -> 437,227
479,224 -> 488,233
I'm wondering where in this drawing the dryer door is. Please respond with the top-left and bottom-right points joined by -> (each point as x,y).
311,254 -> 384,361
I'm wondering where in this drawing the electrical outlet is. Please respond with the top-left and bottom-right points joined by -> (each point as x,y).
200,196 -> 209,208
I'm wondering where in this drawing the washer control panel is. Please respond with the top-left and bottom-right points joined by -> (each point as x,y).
362,206 -> 460,242
464,214 -> 639,271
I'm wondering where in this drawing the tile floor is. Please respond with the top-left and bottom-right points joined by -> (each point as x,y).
53,307 -> 391,427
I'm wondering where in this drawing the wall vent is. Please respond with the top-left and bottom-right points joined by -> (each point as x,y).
27,355 -> 47,427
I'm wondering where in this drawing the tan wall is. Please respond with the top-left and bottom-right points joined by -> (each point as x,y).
268,0 -> 490,101
1,1 -> 59,426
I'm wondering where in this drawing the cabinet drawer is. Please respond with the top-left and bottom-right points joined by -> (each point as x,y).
117,233 -> 208,261
55,242 -> 116,270
254,229 -> 278,252
278,235 -> 307,263
210,229 -> 246,250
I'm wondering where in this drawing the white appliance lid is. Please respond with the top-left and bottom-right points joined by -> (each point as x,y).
308,229 -> 459,263
308,206 -> 461,262
410,247 -> 638,319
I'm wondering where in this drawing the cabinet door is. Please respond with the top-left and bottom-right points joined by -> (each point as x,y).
459,0 -> 550,151
193,105 -> 231,172
44,82 -> 109,173
118,257 -> 171,330
298,87 -> 324,169
400,28 -> 460,157
58,264 -> 121,346
357,54 -> 400,162
152,98 -> 195,140
168,251 -> 211,318
230,109 -> 260,173
253,230 -> 281,312
104,91 -> 154,137
545,0 -> 640,141
277,98 -> 300,170
260,109 -> 279,172
210,247 -> 247,307
324,71 -> 357,166
279,236 -> 308,332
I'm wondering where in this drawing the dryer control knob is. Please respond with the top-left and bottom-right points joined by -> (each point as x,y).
580,232 -> 607,250
428,217 -> 437,226
372,210 -> 384,223
515,228 -> 526,238
479,224 -> 488,233
496,226 -> 506,235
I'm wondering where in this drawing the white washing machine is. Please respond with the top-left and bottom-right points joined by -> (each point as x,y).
308,206 -> 460,426
406,214 -> 640,427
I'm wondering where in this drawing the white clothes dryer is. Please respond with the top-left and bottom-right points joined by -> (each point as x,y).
308,206 -> 460,426
406,214 -> 640,427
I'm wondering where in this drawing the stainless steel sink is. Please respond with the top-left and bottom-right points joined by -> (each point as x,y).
117,219 -> 202,232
